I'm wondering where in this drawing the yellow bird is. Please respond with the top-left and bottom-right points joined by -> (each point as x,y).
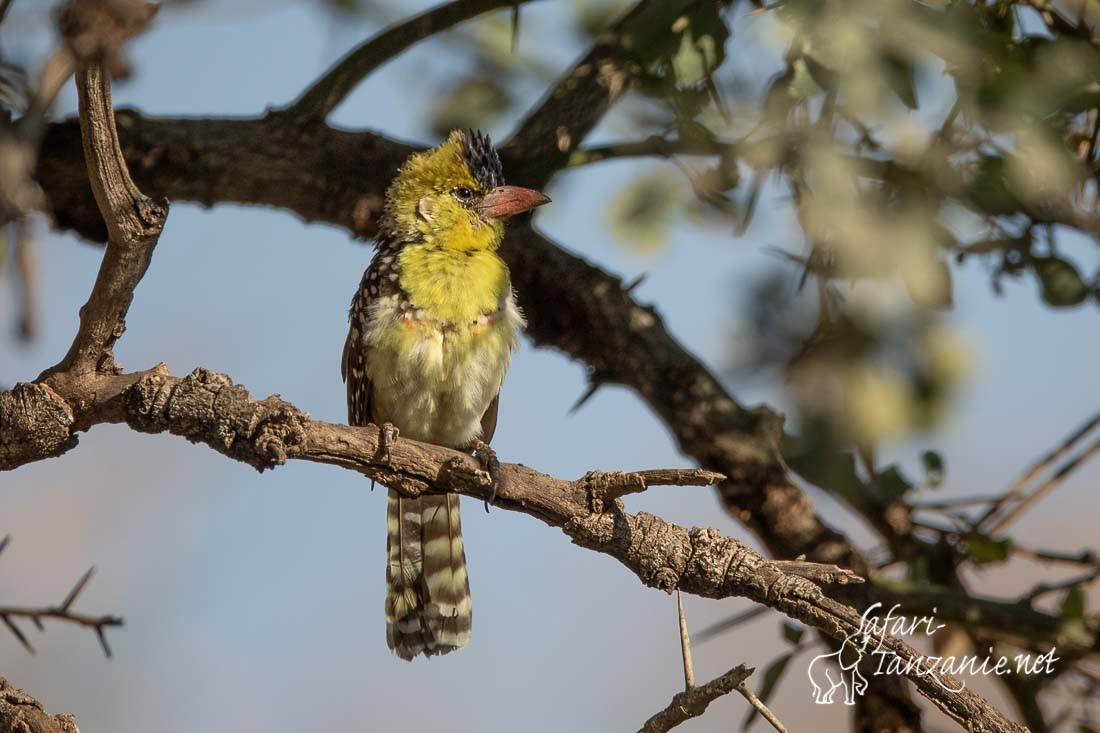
342,130 -> 549,660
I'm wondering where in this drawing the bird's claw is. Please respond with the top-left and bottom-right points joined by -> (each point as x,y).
379,422 -> 400,465
472,439 -> 502,512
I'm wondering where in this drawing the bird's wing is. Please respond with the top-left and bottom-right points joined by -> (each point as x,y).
342,261 -> 378,428
479,393 -> 499,445
342,326 -> 374,428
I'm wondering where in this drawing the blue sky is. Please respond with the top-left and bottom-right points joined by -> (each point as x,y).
2,2 -> 1098,731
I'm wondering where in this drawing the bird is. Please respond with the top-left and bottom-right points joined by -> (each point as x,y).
342,129 -> 550,660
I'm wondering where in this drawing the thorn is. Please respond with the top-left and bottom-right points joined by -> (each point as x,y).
31,616 -> 43,631
95,625 -> 112,658
0,534 -> 10,557
569,380 -> 603,415
1,615 -> 34,654
624,273 -> 648,294
677,590 -> 695,690
61,566 -> 96,612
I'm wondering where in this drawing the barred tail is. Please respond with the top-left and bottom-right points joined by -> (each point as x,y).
385,490 -> 472,660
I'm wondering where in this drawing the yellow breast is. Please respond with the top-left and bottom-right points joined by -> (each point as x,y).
398,245 -> 509,323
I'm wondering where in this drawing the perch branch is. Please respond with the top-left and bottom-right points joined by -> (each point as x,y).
0,364 -> 1023,731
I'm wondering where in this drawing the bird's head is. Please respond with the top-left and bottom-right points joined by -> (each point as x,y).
382,130 -> 550,251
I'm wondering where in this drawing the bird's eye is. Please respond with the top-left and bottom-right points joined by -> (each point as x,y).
452,186 -> 475,202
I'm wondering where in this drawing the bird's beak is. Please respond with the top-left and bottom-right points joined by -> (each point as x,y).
478,186 -> 551,219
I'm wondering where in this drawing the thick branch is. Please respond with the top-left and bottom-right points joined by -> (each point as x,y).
30,93 -> 905,724
500,0 -> 649,185
0,678 -> 78,733
34,111 -> 860,574
283,0 -> 539,122
0,367 -> 1021,731
45,62 -> 166,377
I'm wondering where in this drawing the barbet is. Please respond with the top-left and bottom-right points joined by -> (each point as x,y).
342,130 -> 549,660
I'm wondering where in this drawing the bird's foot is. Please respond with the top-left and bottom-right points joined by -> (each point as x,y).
379,422 -> 400,465
472,439 -> 502,512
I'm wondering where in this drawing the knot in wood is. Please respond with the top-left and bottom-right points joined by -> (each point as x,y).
651,566 -> 679,593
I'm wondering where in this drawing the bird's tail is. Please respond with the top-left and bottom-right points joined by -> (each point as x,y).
385,490 -> 472,660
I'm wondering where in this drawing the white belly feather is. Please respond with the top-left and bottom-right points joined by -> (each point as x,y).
362,294 -> 523,448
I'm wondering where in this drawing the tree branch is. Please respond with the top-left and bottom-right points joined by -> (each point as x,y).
26,61 -> 914,730
42,61 -> 166,377
0,362 -> 1024,731
282,0 -> 539,123
639,664 -> 754,733
34,105 -> 863,582
501,0 -> 655,185
0,678 -> 79,733
0,563 -> 124,657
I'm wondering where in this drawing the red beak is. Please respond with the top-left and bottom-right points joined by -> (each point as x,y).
478,186 -> 551,219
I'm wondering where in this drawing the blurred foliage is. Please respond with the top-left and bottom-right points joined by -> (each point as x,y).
606,169 -> 683,250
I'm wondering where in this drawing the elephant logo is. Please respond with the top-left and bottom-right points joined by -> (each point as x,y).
807,627 -> 880,705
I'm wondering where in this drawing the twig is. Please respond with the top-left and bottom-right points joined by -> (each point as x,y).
989,437 -> 1100,534
976,409 -> 1100,529
677,590 -> 695,690
568,134 -> 725,167
12,218 -> 35,342
736,680 -> 790,733
580,468 -> 725,509
283,0 -> 539,122
768,559 -> 865,586
912,494 -> 1004,511
1023,569 -> 1100,603
638,664 -> 753,733
0,545 -> 123,656
16,47 -> 76,148
1015,546 -> 1100,568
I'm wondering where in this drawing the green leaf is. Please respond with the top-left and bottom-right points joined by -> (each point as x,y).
921,450 -> 945,488
782,622 -> 805,646
964,534 -> 1013,565
605,170 -> 682,251
788,58 -> 824,99
969,156 -> 1022,216
875,464 -> 913,499
903,257 -> 953,310
1033,257 -> 1089,308
621,3 -> 730,89
1061,586 -> 1086,620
